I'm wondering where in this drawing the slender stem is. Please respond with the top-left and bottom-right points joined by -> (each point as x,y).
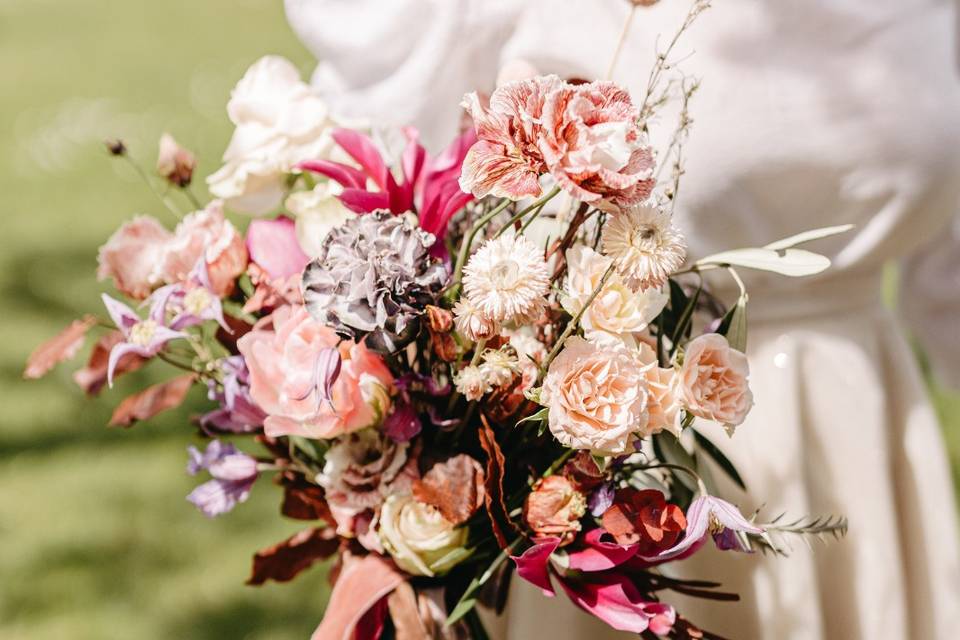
638,462 -> 708,495
542,448 -> 576,478
606,5 -> 638,80
726,266 -> 747,298
493,186 -> 561,240
446,198 -> 513,299
537,264 -> 617,383
156,352 -> 199,373
183,185 -> 203,210
121,155 -> 183,219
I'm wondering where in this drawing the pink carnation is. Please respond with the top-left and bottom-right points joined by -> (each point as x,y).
237,306 -> 394,439
460,76 -> 654,206
160,201 -> 248,296
96,215 -> 172,299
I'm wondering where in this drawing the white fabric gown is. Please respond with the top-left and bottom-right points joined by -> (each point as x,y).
285,1 -> 960,638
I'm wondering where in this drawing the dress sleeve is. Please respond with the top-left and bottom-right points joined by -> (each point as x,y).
899,213 -> 960,389
283,0 -> 524,151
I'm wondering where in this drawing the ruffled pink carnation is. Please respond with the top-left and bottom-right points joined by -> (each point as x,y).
96,216 -> 172,299
160,201 -> 248,296
460,76 -> 654,207
237,306 -> 394,439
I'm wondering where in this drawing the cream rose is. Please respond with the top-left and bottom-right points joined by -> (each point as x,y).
561,245 -> 667,347
674,333 -> 753,433
541,336 -> 651,454
378,494 -> 470,577
207,56 -> 341,215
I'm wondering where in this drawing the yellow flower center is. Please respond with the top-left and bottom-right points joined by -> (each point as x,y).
184,288 -> 211,316
129,320 -> 158,346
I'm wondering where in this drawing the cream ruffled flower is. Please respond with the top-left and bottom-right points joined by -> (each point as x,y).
480,348 -> 521,387
453,365 -> 491,401
379,494 -> 469,577
284,182 -> 355,258
452,298 -> 500,342
601,205 -> 687,290
462,234 -> 550,324
561,244 -> 668,347
541,337 -> 652,454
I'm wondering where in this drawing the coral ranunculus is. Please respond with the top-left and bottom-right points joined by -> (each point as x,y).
523,475 -> 587,545
601,488 -> 686,555
237,306 -> 393,439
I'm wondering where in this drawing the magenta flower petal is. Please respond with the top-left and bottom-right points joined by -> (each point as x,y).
383,401 -> 422,442
566,529 -> 639,572
297,159 -> 367,190
556,572 -> 655,634
338,188 -> 391,214
511,537 -> 561,596
246,216 -> 310,280
331,128 -> 395,193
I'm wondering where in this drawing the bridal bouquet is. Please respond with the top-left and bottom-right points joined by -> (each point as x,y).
26,16 -> 847,640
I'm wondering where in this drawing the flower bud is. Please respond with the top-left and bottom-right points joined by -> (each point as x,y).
156,133 -> 197,187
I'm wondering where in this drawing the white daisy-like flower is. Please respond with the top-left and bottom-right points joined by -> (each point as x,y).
462,234 -> 551,324
452,298 -> 500,342
480,348 -> 521,387
601,205 -> 687,290
454,365 -> 491,401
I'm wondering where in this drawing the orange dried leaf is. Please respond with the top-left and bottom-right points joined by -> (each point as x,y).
247,527 -> 339,586
73,331 -> 146,396
109,373 -> 196,427
412,454 -> 485,525
24,315 -> 97,379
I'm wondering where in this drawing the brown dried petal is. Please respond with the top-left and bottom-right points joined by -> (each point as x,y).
479,415 -> 517,549
24,315 -> 97,379
281,482 -> 334,524
109,374 -> 196,427
412,454 -> 485,525
73,331 -> 147,395
247,527 -> 339,585
425,305 -> 453,333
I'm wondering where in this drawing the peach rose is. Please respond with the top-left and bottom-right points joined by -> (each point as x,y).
238,306 -> 394,439
674,333 -> 752,433
160,201 -> 248,296
523,475 -> 587,546
637,343 -> 681,437
96,215 -> 171,299
541,336 -> 651,454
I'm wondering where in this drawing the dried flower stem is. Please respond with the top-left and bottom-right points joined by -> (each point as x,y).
447,198 -> 513,299
118,154 -> 184,219
493,186 -> 561,240
606,5 -> 638,80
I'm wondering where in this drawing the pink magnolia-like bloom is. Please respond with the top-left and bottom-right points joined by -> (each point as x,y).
460,76 -> 655,206
96,215 -> 172,299
237,306 -> 394,439
245,215 -> 310,280
160,201 -> 248,297
541,337 -> 651,454
674,333 -> 753,433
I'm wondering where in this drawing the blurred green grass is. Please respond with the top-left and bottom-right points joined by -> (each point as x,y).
0,2 -> 957,640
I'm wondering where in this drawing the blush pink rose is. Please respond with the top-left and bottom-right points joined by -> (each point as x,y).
160,201 -> 248,296
96,215 -> 172,299
460,76 -> 654,207
674,333 -> 753,432
637,343 -> 681,437
238,306 -> 394,439
541,336 -> 650,454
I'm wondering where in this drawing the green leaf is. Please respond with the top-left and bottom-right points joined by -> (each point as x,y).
289,436 -> 328,463
446,596 -> 478,628
717,295 -> 747,352
695,247 -> 831,277
762,224 -> 854,251
445,539 -> 519,627
652,433 -> 699,494
670,281 -> 702,350
590,453 -> 609,473
693,429 -> 746,491
516,407 -> 548,429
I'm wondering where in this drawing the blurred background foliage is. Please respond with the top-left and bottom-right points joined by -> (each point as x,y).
0,2 -> 957,639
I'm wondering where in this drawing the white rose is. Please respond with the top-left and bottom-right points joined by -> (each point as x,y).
207,56 -> 340,215
285,182 -> 356,257
379,494 -> 470,577
561,244 -> 667,346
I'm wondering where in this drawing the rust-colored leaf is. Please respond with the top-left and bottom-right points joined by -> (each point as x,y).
413,454 -> 485,526
109,373 -> 196,427
281,481 -> 334,524
73,331 -> 146,396
24,315 -> 97,379
247,527 -> 340,586
479,414 -> 515,549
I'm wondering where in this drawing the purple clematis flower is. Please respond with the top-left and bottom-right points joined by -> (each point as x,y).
383,400 -> 422,442
186,440 -> 258,517
199,356 -> 267,433
102,293 -> 186,387
651,494 -> 764,561
149,259 -> 229,332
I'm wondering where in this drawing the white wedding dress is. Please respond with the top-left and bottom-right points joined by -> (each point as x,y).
285,1 -> 960,638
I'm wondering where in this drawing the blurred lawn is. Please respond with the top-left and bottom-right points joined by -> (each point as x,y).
0,2 -> 957,640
